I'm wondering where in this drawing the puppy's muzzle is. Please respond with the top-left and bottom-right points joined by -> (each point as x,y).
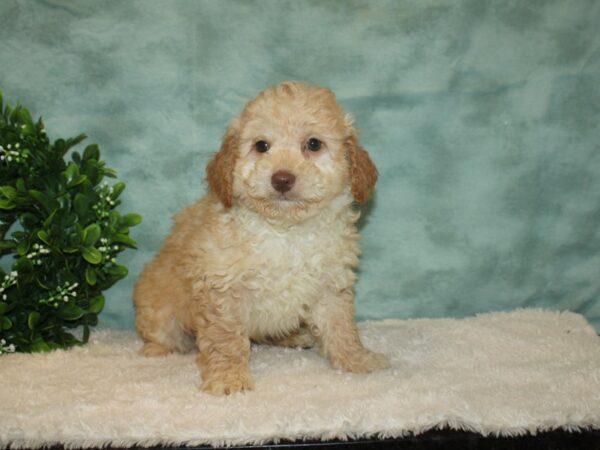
271,170 -> 296,193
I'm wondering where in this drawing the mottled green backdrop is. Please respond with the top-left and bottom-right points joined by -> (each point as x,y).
1,0 -> 599,329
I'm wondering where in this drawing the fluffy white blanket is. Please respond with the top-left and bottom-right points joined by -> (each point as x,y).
2,309 -> 599,449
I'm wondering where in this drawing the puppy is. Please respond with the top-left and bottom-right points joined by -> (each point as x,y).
134,81 -> 389,395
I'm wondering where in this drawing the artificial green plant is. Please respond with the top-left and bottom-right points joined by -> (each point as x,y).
0,90 -> 141,353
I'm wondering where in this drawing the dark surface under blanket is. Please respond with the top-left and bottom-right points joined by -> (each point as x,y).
41,429 -> 600,450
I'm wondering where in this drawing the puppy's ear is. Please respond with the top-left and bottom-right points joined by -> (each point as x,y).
206,125 -> 239,208
346,132 -> 378,204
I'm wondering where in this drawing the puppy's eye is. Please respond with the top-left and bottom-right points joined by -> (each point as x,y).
254,140 -> 270,153
305,138 -> 322,152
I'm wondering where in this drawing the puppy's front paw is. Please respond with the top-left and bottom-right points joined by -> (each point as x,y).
201,369 -> 255,396
331,349 -> 390,373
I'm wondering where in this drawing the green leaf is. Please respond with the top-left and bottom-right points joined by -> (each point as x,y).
120,213 -> 142,227
82,224 -> 101,247
103,168 -> 117,178
64,163 -> 79,184
112,233 -> 137,248
82,144 -> 100,162
0,240 -> 16,252
16,240 -> 29,256
67,174 -> 87,188
59,304 -> 85,320
63,134 -> 87,153
74,223 -> 84,244
37,229 -> 51,245
28,190 -> 59,214
19,212 -> 39,228
28,312 -> 41,330
81,246 -> 102,264
53,138 -> 66,156
74,193 -> 91,217
89,295 -> 104,314
0,185 -> 18,200
36,277 -> 51,290
43,210 -> 57,228
1,316 -> 12,330
106,264 -> 128,278
14,256 -> 33,273
83,164 -> 100,186
0,199 -> 15,210
16,178 -> 26,192
110,182 -> 126,199
0,301 -> 8,314
17,106 -> 33,126
85,267 -> 97,285
30,338 -> 51,352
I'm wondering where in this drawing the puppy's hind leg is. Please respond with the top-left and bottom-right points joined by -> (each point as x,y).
138,315 -> 193,357
134,267 -> 194,357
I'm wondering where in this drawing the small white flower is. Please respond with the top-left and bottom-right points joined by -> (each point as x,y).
7,344 -> 15,352
15,143 -> 20,148
7,144 -> 11,149
63,296 -> 69,302
2,294 -> 6,300
113,245 -> 119,251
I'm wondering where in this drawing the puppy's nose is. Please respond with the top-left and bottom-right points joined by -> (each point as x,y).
271,170 -> 296,193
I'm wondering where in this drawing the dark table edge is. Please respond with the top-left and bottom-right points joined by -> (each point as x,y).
25,427 -> 600,450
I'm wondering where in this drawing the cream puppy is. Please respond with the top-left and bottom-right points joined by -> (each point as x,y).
134,81 -> 389,395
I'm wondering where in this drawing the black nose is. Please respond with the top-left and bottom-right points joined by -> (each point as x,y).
271,170 -> 296,193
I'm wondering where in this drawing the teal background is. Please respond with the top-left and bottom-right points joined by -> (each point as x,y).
1,0 -> 599,330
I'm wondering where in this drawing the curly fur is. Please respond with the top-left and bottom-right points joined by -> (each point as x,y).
134,81 -> 389,395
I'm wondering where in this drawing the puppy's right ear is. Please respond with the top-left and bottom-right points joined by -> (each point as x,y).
206,125 -> 239,208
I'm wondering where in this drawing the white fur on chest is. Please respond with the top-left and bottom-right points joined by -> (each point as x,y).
231,208 -> 356,339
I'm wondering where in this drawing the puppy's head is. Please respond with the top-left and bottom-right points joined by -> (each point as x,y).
206,81 -> 377,221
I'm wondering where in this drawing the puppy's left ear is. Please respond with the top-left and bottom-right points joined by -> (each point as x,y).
206,125 -> 239,208
346,132 -> 378,204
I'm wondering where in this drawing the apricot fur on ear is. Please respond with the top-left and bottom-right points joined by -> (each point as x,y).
206,126 -> 239,208
346,134 -> 378,204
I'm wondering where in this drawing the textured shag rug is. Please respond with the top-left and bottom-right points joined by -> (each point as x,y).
1,309 -> 600,449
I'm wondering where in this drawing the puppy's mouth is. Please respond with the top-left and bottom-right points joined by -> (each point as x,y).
272,192 -> 301,203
